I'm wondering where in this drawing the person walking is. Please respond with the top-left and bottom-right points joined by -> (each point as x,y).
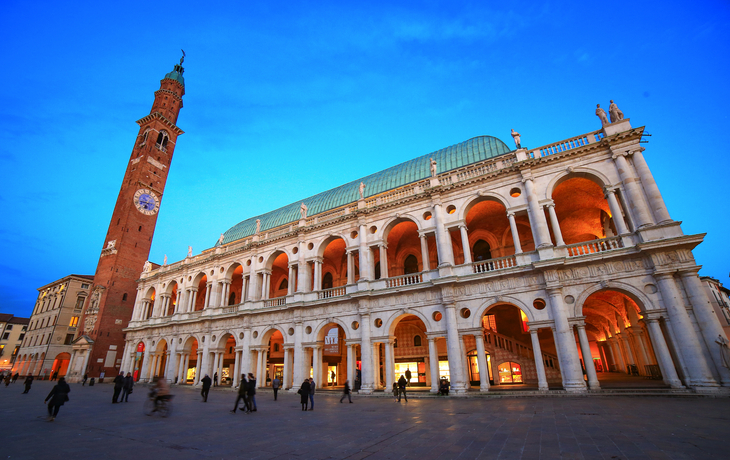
340,380 -> 353,403
112,372 -> 124,403
213,372 -> 218,387
4,373 -> 10,386
82,373 -> 88,386
22,375 -> 33,393
397,375 -> 408,403
247,373 -> 257,411
299,379 -> 310,411
272,376 -> 280,401
201,374 -> 212,402
308,378 -> 316,410
122,372 -> 134,402
231,374 -> 250,414
12,372 -> 19,383
44,377 -> 70,421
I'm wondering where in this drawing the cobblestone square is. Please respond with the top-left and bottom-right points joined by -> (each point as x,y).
3,382 -> 729,460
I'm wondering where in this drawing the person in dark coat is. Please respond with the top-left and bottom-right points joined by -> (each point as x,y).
230,374 -> 250,413
201,374 -> 212,402
82,373 -> 88,386
308,378 -> 316,410
299,379 -> 311,411
397,375 -> 408,402
22,375 -> 33,394
12,372 -> 19,383
122,372 -> 134,402
213,372 -> 218,386
272,377 -> 280,401
44,377 -> 70,421
112,372 -> 124,403
247,373 -> 257,411
340,380 -> 353,403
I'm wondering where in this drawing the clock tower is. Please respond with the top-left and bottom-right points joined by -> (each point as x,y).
73,54 -> 186,379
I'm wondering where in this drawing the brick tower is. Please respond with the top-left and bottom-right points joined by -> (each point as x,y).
73,54 -> 186,379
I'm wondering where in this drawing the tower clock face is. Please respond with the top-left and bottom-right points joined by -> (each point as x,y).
133,189 -> 160,215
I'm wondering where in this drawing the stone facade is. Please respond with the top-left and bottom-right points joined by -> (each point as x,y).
122,115 -> 730,394
701,276 -> 730,338
12,275 -> 93,378
0,314 -> 29,372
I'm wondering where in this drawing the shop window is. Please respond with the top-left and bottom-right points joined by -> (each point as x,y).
404,255 -> 418,274
472,240 -> 492,262
498,361 -> 523,384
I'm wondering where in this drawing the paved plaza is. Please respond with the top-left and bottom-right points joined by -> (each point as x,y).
2,381 -> 729,460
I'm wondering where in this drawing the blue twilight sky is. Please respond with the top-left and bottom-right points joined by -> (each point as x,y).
1,1 -> 729,318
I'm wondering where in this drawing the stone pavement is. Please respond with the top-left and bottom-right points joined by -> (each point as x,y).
2,381 -> 729,460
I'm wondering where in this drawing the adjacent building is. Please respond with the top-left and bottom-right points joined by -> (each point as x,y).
701,276 -> 730,338
0,314 -> 29,372
12,275 -> 93,378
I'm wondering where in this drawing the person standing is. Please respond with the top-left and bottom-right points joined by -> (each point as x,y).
299,379 -> 310,411
44,377 -> 70,421
397,375 -> 408,402
340,380 -> 353,403
213,372 -> 218,387
405,368 -> 412,384
247,373 -> 257,412
392,381 -> 399,402
82,374 -> 88,386
12,372 -> 19,383
272,376 -> 280,401
4,374 -> 10,386
201,374 -> 212,402
22,375 -> 33,393
231,374 -> 250,414
331,370 -> 336,386
112,372 -> 124,403
308,378 -> 316,410
122,372 -> 134,402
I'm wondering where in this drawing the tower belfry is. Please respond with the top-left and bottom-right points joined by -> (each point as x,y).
70,55 -> 186,379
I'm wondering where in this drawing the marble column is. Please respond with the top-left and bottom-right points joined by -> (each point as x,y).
474,333 -> 489,392
346,251 -> 355,284
194,351 -> 203,384
283,347 -> 292,389
359,313 -> 373,393
419,234 -> 431,270
444,304 -> 466,393
612,152 -> 654,228
529,329 -> 549,390
523,175 -> 552,248
459,225 -> 472,264
546,204 -> 565,246
139,348 -> 151,382
233,348 -> 241,387
604,188 -> 630,234
313,259 -> 323,291
655,273 -> 718,388
609,338 -> 626,372
312,345 -> 322,387
547,289 -> 586,391
378,244 -> 389,278
288,264 -> 295,295
346,344 -> 354,386
644,318 -> 683,388
631,149 -> 671,224
358,223 -> 370,280
372,342 -> 381,389
507,212 -> 523,254
384,339 -> 394,393
432,202 -> 455,266
204,282 -> 212,309
576,324 -> 600,389
679,271 -> 730,386
293,322 -> 305,388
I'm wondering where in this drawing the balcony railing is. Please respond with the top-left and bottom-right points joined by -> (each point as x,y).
265,297 -> 286,307
386,273 -> 423,288
566,237 -> 622,257
472,255 -> 518,274
528,130 -> 604,159
318,286 -> 346,299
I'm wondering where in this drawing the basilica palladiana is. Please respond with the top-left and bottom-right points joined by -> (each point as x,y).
120,111 -> 730,395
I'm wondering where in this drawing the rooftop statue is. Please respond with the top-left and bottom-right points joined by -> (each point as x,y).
217,234 -> 224,246
359,182 -> 365,200
596,104 -> 609,126
511,129 -> 522,149
609,100 -> 624,123
430,158 -> 438,177
187,246 -> 193,258
163,254 -> 168,266
256,219 -> 261,234
300,202 -> 308,219
180,49 -> 185,65
143,261 -> 152,272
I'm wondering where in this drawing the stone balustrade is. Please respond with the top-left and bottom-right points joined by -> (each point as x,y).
472,255 -> 518,274
528,130 -> 604,159
386,273 -> 423,288
566,237 -> 622,257
318,286 -> 347,300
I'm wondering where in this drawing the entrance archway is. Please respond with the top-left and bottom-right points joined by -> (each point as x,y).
51,352 -> 71,378
178,337 -> 199,384
132,342 -> 145,381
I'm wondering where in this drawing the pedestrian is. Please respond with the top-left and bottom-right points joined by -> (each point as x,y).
213,372 -> 218,387
230,374 -> 250,414
308,377 -> 316,410
298,379 -> 310,411
82,373 -> 88,386
397,374 -> 408,402
122,372 -> 134,402
22,375 -> 33,393
112,372 -> 124,403
405,368 -> 412,384
4,373 -> 10,386
247,373 -> 257,411
272,376 -> 280,401
44,377 -> 70,421
439,378 -> 450,396
392,381 -> 399,401
331,370 -> 336,386
340,380 -> 353,403
52,370 -> 59,381
12,372 -> 19,383
201,374 -> 212,402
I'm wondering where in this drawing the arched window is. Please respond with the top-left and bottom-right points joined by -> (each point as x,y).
472,240 -> 492,262
323,272 -> 333,289
156,131 -> 169,151
414,335 -> 422,347
278,279 -> 288,290
228,292 -> 236,305
140,129 -> 149,145
404,255 -> 419,275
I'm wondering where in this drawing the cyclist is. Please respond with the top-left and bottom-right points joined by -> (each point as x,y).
150,379 -> 171,411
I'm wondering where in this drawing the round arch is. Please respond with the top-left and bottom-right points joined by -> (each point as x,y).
155,338 -> 168,353
143,286 -> 156,299
459,193 -> 510,222
380,215 -> 422,242
383,309 -> 433,336
264,248 -> 292,270
544,167 -> 612,201
316,233 -> 349,258
163,280 -> 178,296
258,326 -> 289,347
573,281 -> 659,318
214,331 -> 238,349
313,317 -> 351,341
224,262 -> 243,279
472,295 -> 536,328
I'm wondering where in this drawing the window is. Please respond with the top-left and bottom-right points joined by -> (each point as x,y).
122,293 -> 128,301
156,131 -> 169,151
228,292 -> 236,305
64,334 -> 75,345
472,240 -> 492,262
74,296 -> 85,309
18,334 -> 24,341
69,317 -> 79,328
6,325 -> 12,330
0,345 -> 4,355
482,314 -> 496,330
1,332 -> 9,340
274,343 -> 280,352
414,335 -> 422,347
404,255 -> 419,275
81,283 -> 89,289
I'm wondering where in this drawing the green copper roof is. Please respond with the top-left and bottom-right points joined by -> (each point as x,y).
164,63 -> 185,87
221,135 -> 511,244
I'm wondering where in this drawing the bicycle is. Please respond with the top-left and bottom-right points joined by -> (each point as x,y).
143,391 -> 174,417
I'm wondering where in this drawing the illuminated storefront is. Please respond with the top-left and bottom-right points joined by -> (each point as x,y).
498,361 -> 522,384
